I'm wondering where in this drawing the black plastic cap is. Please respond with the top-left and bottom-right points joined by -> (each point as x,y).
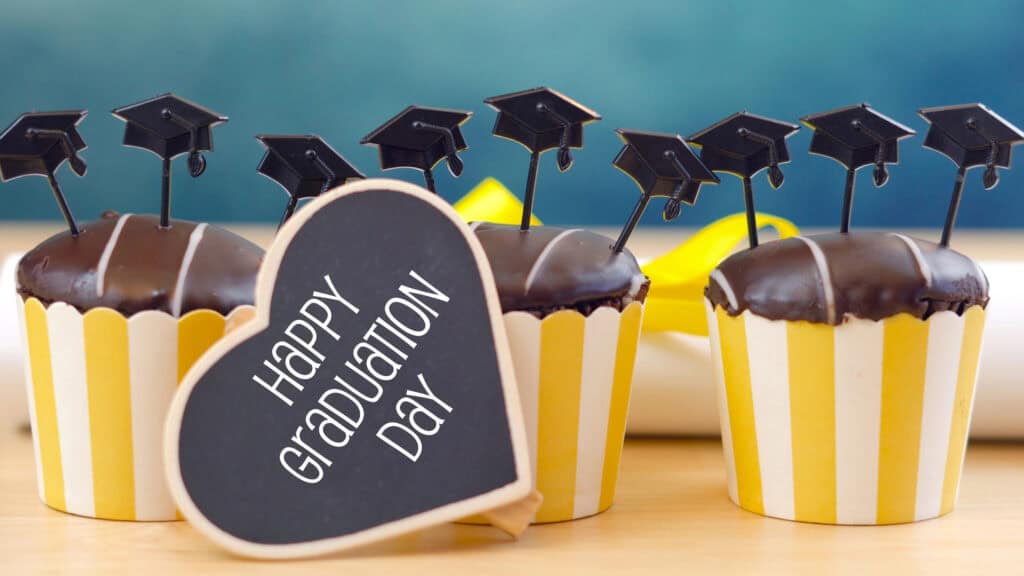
0,110 -> 88,181
112,93 -> 227,160
257,134 -> 365,199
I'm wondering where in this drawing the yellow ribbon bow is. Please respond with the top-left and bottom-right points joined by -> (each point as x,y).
454,178 -> 799,337
453,177 -> 542,226
639,212 -> 799,335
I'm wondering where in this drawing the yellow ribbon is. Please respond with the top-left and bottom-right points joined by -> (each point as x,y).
640,212 -> 799,335
454,178 -> 799,337
453,177 -> 542,226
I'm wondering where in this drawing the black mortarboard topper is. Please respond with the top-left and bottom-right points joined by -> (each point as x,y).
0,110 -> 88,235
611,128 -> 719,252
919,103 -> 1024,247
112,93 -> 228,227
256,134 -> 365,228
689,112 -> 799,248
802,103 -> 916,233
361,106 -> 471,194
484,87 -> 601,230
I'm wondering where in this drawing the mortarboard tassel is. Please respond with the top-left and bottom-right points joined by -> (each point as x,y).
851,119 -> 890,187
161,108 -> 207,177
738,127 -> 784,189
306,148 -> 338,194
412,120 -> 465,177
537,103 -> 574,171
662,150 -> 692,222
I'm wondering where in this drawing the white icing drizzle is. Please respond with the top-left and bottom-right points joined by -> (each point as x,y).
523,228 -> 582,295
973,259 -> 989,293
95,213 -> 132,297
628,273 -> 645,297
170,223 -> 207,317
795,236 -> 836,324
889,233 -> 933,289
709,269 -> 738,311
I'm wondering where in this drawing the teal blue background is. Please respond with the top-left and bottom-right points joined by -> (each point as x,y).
2,1 -> 1023,232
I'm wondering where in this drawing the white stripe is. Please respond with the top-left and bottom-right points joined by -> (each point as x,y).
468,221 -> 483,231
170,223 -> 207,317
955,314 -> 985,505
17,295 -> 45,502
706,299 -> 738,505
795,236 -> 836,324
523,229 -> 581,295
503,313 -> 542,497
46,303 -> 94,517
128,311 -> 180,520
890,233 -> 933,289
95,214 -> 132,297
709,269 -> 739,311
915,311 -> 964,520
834,317 -> 884,524
972,259 -> 989,294
573,307 -> 620,518
745,314 -> 794,520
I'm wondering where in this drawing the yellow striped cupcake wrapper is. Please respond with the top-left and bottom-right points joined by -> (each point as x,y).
18,296 -> 253,521
706,300 -> 986,524
504,302 -> 643,523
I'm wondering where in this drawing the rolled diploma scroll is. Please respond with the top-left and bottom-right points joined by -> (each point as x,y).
626,260 -> 1024,440
1,253 -> 25,429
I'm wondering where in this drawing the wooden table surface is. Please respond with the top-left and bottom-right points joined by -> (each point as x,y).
2,224 -> 1024,574
3,429 -> 1024,574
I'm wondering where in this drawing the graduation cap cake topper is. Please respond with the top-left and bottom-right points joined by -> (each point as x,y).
919,103 -> 1024,247
689,112 -> 799,248
256,134 -> 365,227
0,110 -> 88,236
484,87 -> 601,231
611,128 -> 719,253
802,103 -> 916,233
112,93 -> 228,227
361,106 -> 472,194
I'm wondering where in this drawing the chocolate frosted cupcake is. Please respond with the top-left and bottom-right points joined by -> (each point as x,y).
468,88 -> 721,522
7,95 -> 263,521
701,102 -> 1020,525
18,212 -> 262,522
469,223 -> 647,523
705,232 -> 987,525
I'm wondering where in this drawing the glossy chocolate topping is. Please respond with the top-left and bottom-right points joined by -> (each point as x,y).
18,211 -> 263,317
472,222 -> 648,314
706,232 -> 988,324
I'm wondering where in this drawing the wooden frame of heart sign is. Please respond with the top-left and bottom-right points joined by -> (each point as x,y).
163,178 -> 532,559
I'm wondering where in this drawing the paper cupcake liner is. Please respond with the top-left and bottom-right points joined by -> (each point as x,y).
17,296 -> 253,521
496,302 -> 643,523
706,300 -> 986,525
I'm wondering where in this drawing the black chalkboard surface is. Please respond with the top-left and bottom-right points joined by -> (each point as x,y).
164,179 -> 530,558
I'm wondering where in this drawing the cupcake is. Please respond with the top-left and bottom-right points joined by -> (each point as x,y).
18,212 -> 262,521
699,102 -> 1020,525
705,232 -> 987,524
466,87 -> 722,522
471,223 -> 647,522
3,95 -> 264,521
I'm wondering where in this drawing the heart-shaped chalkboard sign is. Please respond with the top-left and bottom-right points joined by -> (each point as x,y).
164,179 -> 530,558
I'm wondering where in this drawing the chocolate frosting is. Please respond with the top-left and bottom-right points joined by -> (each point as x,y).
18,212 -> 263,317
472,222 -> 648,314
706,232 -> 989,324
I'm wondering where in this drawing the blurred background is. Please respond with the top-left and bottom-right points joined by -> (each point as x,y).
1,0 -> 1022,230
